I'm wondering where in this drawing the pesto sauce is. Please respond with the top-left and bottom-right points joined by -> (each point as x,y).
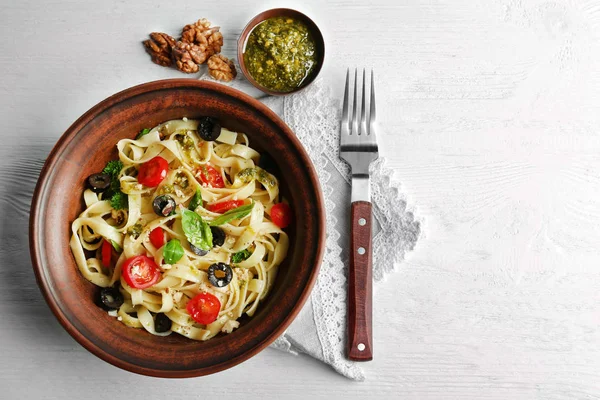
159,184 -> 174,195
243,16 -> 317,92
127,223 -> 143,238
175,172 -> 189,189
236,167 -> 277,188
176,135 -> 195,150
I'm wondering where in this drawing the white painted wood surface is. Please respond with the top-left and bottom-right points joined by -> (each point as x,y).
1,0 -> 600,398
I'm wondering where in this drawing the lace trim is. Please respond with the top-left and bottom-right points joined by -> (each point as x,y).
371,158 -> 422,280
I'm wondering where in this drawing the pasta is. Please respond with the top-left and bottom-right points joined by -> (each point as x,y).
69,118 -> 290,340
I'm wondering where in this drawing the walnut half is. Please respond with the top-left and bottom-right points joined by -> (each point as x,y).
172,41 -> 209,73
181,18 -> 223,58
181,18 -> 212,42
208,54 -> 237,82
143,32 -> 176,67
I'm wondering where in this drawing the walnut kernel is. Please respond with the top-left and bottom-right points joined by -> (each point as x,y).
172,41 -> 209,73
207,54 -> 237,82
143,32 -> 176,67
206,30 -> 223,56
181,18 -> 212,42
181,19 -> 223,57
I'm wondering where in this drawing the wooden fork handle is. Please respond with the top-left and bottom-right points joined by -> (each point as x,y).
347,201 -> 373,361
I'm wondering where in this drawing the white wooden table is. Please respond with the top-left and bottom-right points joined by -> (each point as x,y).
2,0 -> 599,398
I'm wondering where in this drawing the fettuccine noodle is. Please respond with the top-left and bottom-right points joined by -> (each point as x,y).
69,118 -> 289,340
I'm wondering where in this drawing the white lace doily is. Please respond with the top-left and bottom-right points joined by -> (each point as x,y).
200,71 -> 421,381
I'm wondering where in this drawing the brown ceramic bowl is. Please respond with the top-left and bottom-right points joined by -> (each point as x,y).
237,8 -> 325,95
29,79 -> 325,377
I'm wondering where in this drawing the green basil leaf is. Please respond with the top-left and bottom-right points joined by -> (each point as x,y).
109,240 -> 122,253
209,203 -> 255,226
188,188 -> 202,210
163,239 -> 184,264
136,128 -> 151,139
231,249 -> 252,264
182,209 -> 213,250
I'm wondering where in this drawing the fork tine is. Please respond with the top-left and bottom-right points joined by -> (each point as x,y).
369,69 -> 377,135
360,69 -> 367,135
351,68 -> 359,135
341,68 -> 350,132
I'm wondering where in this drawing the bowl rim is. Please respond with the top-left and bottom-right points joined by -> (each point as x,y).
237,8 -> 325,96
29,79 -> 326,377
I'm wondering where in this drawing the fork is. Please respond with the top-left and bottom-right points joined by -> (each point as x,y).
340,68 -> 379,361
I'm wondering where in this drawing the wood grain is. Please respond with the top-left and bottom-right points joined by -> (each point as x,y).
2,0 -> 600,398
347,201 -> 373,361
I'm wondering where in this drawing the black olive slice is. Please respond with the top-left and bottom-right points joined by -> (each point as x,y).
154,313 -> 172,333
208,262 -> 233,288
189,243 -> 208,256
210,226 -> 225,247
197,116 -> 221,141
152,195 -> 176,217
87,173 -> 111,193
98,287 -> 124,310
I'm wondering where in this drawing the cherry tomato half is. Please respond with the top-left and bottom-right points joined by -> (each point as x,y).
207,200 -> 244,214
149,227 -> 166,249
186,292 -> 221,325
270,203 -> 293,228
122,255 -> 161,289
138,156 -> 169,187
101,239 -> 112,267
197,164 -> 224,188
